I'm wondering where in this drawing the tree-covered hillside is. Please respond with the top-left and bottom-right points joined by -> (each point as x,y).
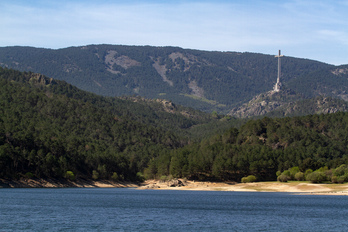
145,112 -> 348,182
0,67 -> 243,180
2,67 -> 348,183
0,69 -> 181,180
0,45 -> 341,113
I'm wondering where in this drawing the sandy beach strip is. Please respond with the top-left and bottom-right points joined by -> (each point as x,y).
0,178 -> 139,188
138,179 -> 348,195
2,178 -> 348,195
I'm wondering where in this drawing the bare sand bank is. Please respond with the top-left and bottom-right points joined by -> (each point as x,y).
138,179 -> 348,195
2,178 -> 348,195
0,178 -> 139,188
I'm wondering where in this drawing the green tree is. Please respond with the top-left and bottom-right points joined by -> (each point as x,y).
65,171 -> 76,181
92,170 -> 99,180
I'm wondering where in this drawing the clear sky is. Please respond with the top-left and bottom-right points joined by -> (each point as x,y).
1,0 -> 348,65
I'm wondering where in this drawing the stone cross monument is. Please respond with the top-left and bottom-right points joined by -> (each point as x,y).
273,50 -> 284,92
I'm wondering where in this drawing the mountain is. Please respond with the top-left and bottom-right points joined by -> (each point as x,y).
1,45 -> 347,114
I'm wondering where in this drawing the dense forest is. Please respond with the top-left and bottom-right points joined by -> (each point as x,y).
0,67 -> 240,180
145,113 -> 348,182
1,45 -> 347,114
0,69 -> 176,180
1,67 -> 348,183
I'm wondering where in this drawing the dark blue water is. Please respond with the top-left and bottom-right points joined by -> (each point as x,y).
1,188 -> 347,231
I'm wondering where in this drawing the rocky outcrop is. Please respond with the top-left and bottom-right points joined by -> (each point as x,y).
331,68 -> 348,76
156,99 -> 176,113
29,73 -> 56,86
168,179 -> 185,187
140,179 -> 186,189
105,50 -> 141,74
229,89 -> 348,118
228,89 -> 301,118
152,57 -> 173,86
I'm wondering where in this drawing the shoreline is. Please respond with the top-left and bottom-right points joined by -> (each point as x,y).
138,179 -> 348,195
0,178 -> 139,188
2,178 -> 348,195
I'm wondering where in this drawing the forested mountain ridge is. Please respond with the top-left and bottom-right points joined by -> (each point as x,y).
0,67 -> 228,180
0,67 -> 225,135
1,45 -> 346,114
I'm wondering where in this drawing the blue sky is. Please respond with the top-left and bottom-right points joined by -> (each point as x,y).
1,0 -> 348,65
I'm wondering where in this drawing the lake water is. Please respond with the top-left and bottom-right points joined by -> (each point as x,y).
0,188 -> 347,231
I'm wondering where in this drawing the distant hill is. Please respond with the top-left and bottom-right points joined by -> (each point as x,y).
2,45 -> 347,114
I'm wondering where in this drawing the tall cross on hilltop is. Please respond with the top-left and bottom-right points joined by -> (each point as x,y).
273,50 -> 284,92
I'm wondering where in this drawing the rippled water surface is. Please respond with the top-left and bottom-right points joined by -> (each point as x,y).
1,188 -> 348,231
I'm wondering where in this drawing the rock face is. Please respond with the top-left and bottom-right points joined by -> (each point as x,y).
228,89 -> 301,118
29,73 -> 56,86
229,88 -> 348,118
168,179 -> 185,187
140,179 -> 186,189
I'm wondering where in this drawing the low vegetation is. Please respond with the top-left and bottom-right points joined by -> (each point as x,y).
277,165 -> 348,184
241,175 -> 257,183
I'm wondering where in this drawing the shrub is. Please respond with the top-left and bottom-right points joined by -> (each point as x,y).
277,174 -> 289,182
24,172 -> 34,179
65,171 -> 75,181
276,171 -> 281,177
111,172 -> 119,181
338,176 -> 345,184
241,175 -> 257,183
317,166 -> 328,172
92,170 -> 99,180
342,174 -> 348,182
136,172 -> 145,182
282,170 -> 291,177
304,169 -> 313,178
294,172 -> 304,181
331,175 -> 338,183
333,164 -> 348,177
324,169 -> 333,179
280,170 -> 291,180
97,164 -> 107,179
306,172 -> 327,183
290,167 -> 300,179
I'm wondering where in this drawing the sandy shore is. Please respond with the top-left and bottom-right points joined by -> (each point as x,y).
2,178 -> 348,195
138,179 -> 348,195
0,178 -> 139,188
